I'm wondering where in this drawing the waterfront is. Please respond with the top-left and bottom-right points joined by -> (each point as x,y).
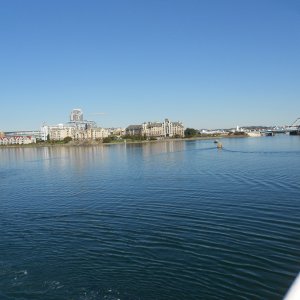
0,135 -> 300,299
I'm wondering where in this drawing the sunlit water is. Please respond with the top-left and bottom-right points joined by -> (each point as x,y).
0,135 -> 300,300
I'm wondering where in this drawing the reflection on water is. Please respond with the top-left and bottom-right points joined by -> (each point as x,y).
0,141 -> 187,171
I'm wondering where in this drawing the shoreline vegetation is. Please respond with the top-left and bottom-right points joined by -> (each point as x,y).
0,132 -> 247,148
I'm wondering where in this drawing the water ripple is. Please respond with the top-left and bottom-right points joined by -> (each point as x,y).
1,136 -> 300,299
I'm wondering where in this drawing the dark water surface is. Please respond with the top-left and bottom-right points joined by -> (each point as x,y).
1,136 -> 300,300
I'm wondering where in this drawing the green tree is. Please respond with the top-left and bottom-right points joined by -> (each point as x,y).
103,137 -> 113,143
63,136 -> 72,143
149,136 -> 157,140
184,128 -> 199,138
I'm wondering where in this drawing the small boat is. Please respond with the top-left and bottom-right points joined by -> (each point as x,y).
217,142 -> 223,149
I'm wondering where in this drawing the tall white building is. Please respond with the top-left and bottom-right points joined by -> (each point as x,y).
70,109 -> 83,122
40,125 -> 49,140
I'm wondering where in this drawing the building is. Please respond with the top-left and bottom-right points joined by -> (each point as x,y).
142,119 -> 184,138
125,125 -> 143,136
0,136 -> 36,145
107,128 -> 126,136
68,108 -> 97,129
40,125 -> 49,141
4,130 -> 43,140
142,122 -> 163,137
73,127 -> 109,140
126,119 -> 184,138
46,109 -> 109,141
70,109 -> 83,122
48,124 -> 75,141
0,131 -> 4,138
48,124 -> 109,141
163,119 -> 185,137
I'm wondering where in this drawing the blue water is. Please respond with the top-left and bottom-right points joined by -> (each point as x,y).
0,135 -> 300,300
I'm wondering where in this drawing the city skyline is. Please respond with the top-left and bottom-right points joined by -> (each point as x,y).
1,105 -> 297,132
1,0 -> 300,131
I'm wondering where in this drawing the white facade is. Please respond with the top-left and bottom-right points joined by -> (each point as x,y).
0,136 -> 36,145
142,122 -> 163,137
43,108 -> 109,141
48,125 -> 75,141
107,128 -> 126,136
70,109 -> 83,122
48,125 -> 109,141
73,127 -> 109,140
141,119 -> 184,138
40,125 -> 49,141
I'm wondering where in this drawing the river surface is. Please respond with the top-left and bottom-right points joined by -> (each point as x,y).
0,135 -> 300,300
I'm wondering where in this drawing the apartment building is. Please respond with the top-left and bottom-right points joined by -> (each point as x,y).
48,125 -> 109,141
48,125 -> 75,141
107,128 -> 126,136
44,109 -> 109,141
127,119 -> 184,138
125,125 -> 143,136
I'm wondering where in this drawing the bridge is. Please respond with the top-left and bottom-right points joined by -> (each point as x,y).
285,117 -> 300,135
259,118 -> 300,136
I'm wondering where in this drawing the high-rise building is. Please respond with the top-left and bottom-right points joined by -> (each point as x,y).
70,109 -> 83,122
44,109 -> 109,141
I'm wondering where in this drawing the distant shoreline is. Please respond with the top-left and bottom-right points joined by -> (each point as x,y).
0,135 -> 249,149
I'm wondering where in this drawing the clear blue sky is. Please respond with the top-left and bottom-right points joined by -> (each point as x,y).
1,0 -> 300,131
